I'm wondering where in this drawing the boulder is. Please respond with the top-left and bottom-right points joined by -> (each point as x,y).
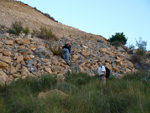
53,58 -> 58,65
38,92 -> 47,99
0,56 -> 11,64
0,61 -> 9,70
0,76 -> 5,85
44,67 -> 52,74
24,55 -> 31,62
34,47 -> 46,55
79,66 -> 85,72
81,51 -> 90,58
0,48 -> 4,53
23,37 -> 30,44
117,47 -> 125,52
113,67 -> 120,73
5,40 -> 13,45
12,73 -> 21,78
15,38 -> 24,45
17,54 -> 23,63
26,60 -> 34,67
38,89 -> 68,99
3,51 -> 11,56
0,69 -> 9,83
10,65 -> 17,74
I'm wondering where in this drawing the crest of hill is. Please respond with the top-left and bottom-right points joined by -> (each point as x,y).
0,0 -> 106,41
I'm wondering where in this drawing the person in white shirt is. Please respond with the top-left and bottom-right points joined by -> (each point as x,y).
97,60 -> 106,84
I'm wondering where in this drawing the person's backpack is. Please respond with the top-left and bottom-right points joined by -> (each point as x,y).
105,67 -> 110,78
100,65 -> 110,78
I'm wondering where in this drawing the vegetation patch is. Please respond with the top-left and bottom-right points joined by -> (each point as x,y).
0,71 -> 150,113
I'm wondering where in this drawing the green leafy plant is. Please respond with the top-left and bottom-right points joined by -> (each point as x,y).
23,26 -> 30,36
108,32 -> 128,45
33,26 -> 57,40
8,28 -> 16,35
11,21 -> 23,35
136,37 -> 147,56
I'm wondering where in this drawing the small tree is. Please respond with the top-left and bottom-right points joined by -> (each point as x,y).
136,37 -> 147,56
108,32 -> 127,45
23,26 -> 30,36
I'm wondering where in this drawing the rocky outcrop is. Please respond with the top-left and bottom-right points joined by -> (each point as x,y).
0,31 -> 135,85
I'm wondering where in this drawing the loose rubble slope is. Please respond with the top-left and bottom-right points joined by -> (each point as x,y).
0,30 -> 134,85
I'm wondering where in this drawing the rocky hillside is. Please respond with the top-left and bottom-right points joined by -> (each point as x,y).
0,26 -> 135,85
0,0 -> 106,41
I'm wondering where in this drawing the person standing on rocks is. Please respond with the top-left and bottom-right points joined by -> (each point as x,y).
62,43 -> 73,65
97,60 -> 106,84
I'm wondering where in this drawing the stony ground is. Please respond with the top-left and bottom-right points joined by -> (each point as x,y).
0,27 -> 135,85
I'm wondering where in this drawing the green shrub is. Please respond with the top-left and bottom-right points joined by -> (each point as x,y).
55,82 -> 79,94
0,71 -> 150,112
110,41 -> 123,47
32,28 -> 38,35
53,50 -> 61,55
129,54 -> 141,63
65,71 -> 92,86
33,26 -> 57,40
39,74 -> 57,90
108,32 -> 127,45
23,26 -> 30,36
8,28 -> 16,35
146,53 -> 150,59
136,37 -> 147,56
11,21 -> 23,35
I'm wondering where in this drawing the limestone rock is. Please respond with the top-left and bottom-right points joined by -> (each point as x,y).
0,56 -> 11,64
38,92 -> 47,99
17,54 -> 23,63
0,69 -> 9,83
113,67 -> 120,73
0,76 -> 5,85
15,38 -> 24,45
81,51 -> 90,58
10,65 -> 17,74
24,55 -> 31,62
5,40 -> 13,45
23,37 -> 30,44
0,61 -> 9,70
117,47 -> 125,52
53,58 -> 58,65
12,73 -> 21,78
79,66 -> 85,72
3,51 -> 11,56
44,67 -> 52,74
0,48 -> 4,53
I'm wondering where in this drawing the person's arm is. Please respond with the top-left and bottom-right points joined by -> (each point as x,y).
70,51 -> 73,58
103,71 -> 106,77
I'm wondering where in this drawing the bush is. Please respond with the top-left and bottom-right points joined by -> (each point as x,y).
146,53 -> 150,59
33,26 -> 57,40
129,54 -> 141,63
8,28 -> 16,35
136,37 -> 147,56
23,26 -> 30,36
64,71 -> 92,86
110,41 -> 123,47
0,71 -> 150,112
55,82 -> 79,94
11,21 -> 23,35
108,32 -> 127,45
32,28 -> 38,35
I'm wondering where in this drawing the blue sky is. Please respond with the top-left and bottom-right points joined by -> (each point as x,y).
18,0 -> 150,50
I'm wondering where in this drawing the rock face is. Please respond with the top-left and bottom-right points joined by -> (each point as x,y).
0,31 -> 135,85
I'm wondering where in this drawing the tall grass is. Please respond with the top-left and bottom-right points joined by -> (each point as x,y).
0,71 -> 150,113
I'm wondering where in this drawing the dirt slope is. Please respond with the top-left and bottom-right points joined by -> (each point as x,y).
0,0 -> 106,41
